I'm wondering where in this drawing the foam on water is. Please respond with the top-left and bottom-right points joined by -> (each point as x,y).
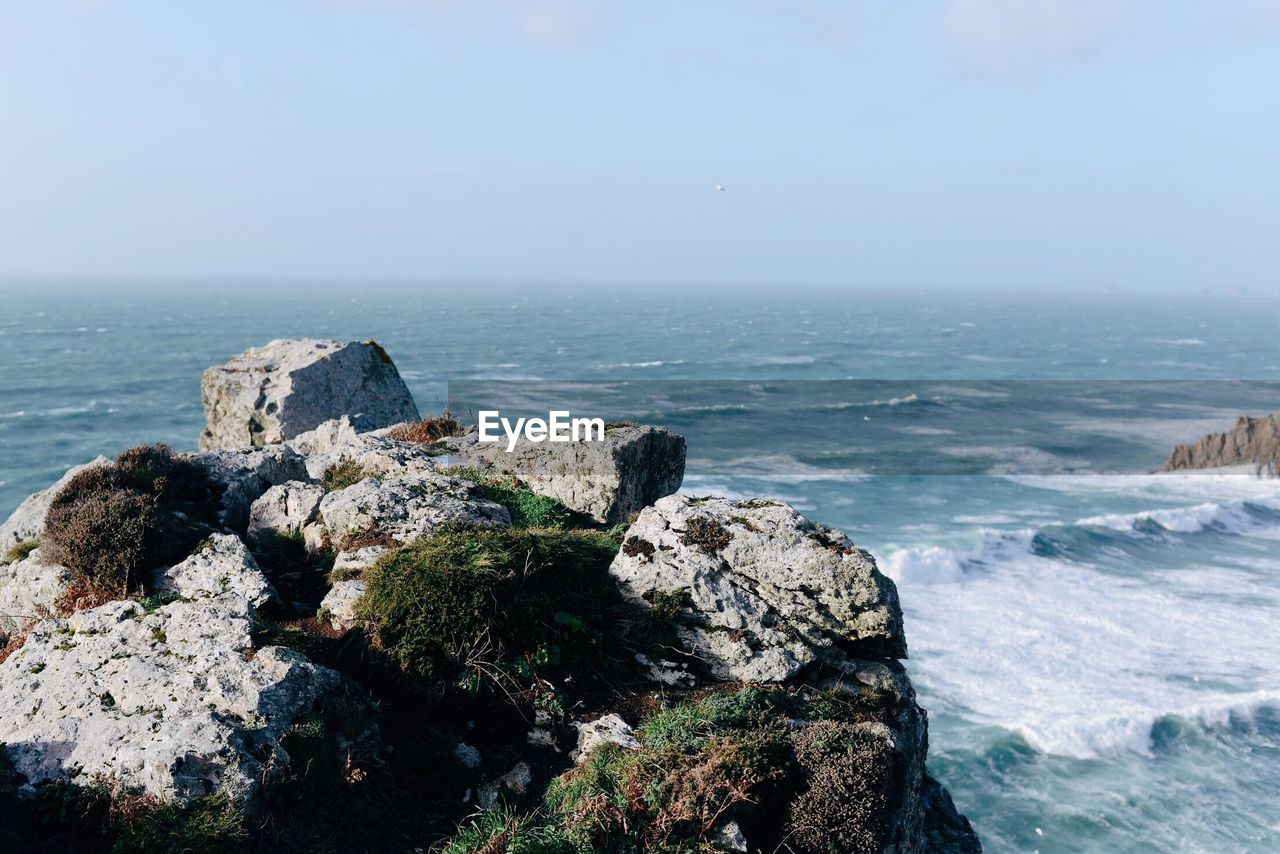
883,486 -> 1280,761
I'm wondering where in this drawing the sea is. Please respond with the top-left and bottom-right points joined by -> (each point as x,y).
1,281 -> 1278,853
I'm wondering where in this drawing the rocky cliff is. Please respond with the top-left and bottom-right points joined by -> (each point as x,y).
0,341 -> 979,853
1162,412 -> 1280,474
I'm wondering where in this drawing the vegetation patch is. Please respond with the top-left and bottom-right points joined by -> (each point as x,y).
2,538 -> 40,565
620,536 -> 655,561
442,468 -> 575,530
42,445 -> 221,596
433,685 -> 907,853
383,413 -> 461,444
359,524 -> 654,693
678,516 -> 732,556
321,459 -> 375,493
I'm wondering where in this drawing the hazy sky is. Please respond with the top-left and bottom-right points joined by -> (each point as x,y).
1,1 -> 1278,292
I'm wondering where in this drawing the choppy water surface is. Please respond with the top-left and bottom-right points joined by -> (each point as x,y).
1,282 -> 1278,852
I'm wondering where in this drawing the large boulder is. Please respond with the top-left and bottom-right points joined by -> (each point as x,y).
444,424 -> 685,524
150,533 -> 275,608
0,457 -> 110,553
0,594 -> 338,805
318,472 -> 511,547
0,549 -> 71,638
199,339 -> 420,451
610,495 -> 907,682
1163,412 -> 1280,474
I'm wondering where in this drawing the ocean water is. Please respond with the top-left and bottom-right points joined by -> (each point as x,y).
2,282 -> 1279,852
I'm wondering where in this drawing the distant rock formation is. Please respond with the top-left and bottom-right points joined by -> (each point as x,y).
1162,413 -> 1280,474
199,339 -> 419,450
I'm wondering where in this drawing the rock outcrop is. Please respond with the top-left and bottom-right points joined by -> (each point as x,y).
150,533 -> 275,608
443,423 -> 686,524
0,549 -> 70,638
198,445 -> 311,531
246,481 -> 326,547
0,344 -> 979,852
610,494 -> 906,682
199,339 -> 420,451
1162,412 -> 1280,474
317,472 -> 511,546
0,594 -> 338,805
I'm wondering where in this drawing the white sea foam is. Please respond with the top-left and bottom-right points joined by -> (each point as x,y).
887,492 -> 1280,760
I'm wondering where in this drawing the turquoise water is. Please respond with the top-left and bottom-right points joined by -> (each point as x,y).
2,282 -> 1279,852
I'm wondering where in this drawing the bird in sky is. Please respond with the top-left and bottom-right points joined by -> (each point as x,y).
715,184 -> 726,192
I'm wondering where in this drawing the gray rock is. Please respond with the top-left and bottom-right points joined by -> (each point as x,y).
0,594 -> 338,805
289,417 -> 447,482
0,457 -> 110,552
610,495 -> 906,682
711,820 -> 748,852
571,714 -> 639,763
331,546 -> 388,576
444,424 -> 685,524
478,761 -> 533,809
634,653 -> 696,687
198,446 -> 311,531
247,481 -> 326,547
0,549 -> 71,637
1163,412 -> 1280,474
151,534 -> 275,608
199,339 -> 420,451
318,580 -> 366,631
318,473 -> 510,546
453,742 -> 482,769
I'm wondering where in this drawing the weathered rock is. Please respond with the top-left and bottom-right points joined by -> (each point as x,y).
247,481 -> 326,547
610,495 -> 907,682
290,417 -> 446,481
0,594 -> 338,805
711,820 -> 748,852
331,546 -> 388,576
1163,412 -> 1280,474
443,424 -> 685,524
199,339 -> 420,451
151,534 -> 275,608
478,761 -> 533,809
198,445 -> 311,531
0,457 -> 110,553
0,549 -> 71,637
571,714 -> 640,763
318,473 -> 510,546
318,580 -> 366,631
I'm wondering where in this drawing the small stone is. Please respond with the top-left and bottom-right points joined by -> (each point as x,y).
572,713 -> 640,763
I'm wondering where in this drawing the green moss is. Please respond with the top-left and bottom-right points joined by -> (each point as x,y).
2,539 -> 40,565
359,525 -> 640,687
111,795 -> 246,854
644,589 -> 688,622
441,467 -> 574,530
321,459 -> 374,492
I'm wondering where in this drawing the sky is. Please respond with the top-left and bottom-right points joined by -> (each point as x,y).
0,0 -> 1278,293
